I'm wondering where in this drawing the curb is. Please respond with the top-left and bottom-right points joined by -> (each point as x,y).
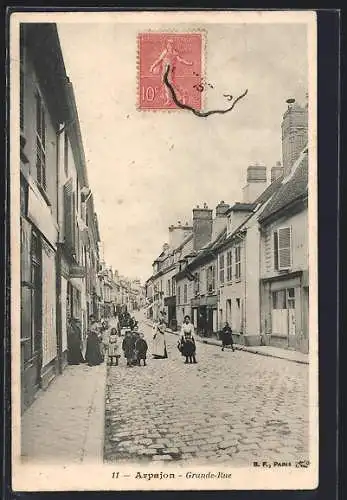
144,320 -> 309,366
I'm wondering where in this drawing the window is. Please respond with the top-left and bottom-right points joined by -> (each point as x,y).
64,132 -> 69,176
226,250 -> 232,282
272,290 -> 286,309
167,279 -> 171,296
172,278 -> 176,296
184,283 -> 187,303
219,254 -> 225,284
177,285 -> 181,305
274,227 -> 292,270
35,93 -> 46,190
206,265 -> 216,293
235,246 -> 241,280
194,272 -> 200,295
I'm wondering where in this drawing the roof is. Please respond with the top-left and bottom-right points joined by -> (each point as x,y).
215,175 -> 285,251
175,232 -> 193,252
253,174 -> 284,205
188,226 -> 227,271
227,202 -> 256,213
258,150 -> 308,223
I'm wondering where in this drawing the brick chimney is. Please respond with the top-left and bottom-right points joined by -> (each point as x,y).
242,162 -> 267,203
192,203 -> 213,251
282,98 -> 308,177
212,201 -> 230,240
168,220 -> 193,249
271,161 -> 284,182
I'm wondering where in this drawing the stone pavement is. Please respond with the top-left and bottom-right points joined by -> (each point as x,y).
145,320 -> 309,365
21,361 -> 106,464
104,318 -> 309,466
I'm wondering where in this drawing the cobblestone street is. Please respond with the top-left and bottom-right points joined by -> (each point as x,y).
104,317 -> 309,466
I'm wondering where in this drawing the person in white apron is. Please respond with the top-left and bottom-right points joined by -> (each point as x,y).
152,317 -> 168,359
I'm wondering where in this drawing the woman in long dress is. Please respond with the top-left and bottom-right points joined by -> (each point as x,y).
122,330 -> 136,367
85,315 -> 103,366
67,317 -> 85,365
152,317 -> 168,359
179,315 -> 197,364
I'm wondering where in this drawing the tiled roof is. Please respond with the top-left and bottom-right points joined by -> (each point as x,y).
228,202 -> 256,212
258,151 -> 308,223
253,175 -> 284,205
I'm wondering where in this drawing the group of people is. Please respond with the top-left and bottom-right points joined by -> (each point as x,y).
67,313 -> 121,367
150,313 -> 198,365
121,328 -> 148,367
67,310 -> 235,370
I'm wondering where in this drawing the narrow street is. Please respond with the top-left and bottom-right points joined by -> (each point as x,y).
104,313 -> 309,466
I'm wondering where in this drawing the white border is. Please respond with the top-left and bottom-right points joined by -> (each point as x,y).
10,10 -> 318,491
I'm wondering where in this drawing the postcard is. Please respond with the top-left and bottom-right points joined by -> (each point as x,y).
10,9 -> 318,491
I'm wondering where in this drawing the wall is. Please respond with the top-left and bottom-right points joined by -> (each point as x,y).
176,275 -> 194,325
227,211 -> 251,236
261,208 -> 308,279
244,221 -> 261,336
23,55 -> 58,222
259,206 -> 309,352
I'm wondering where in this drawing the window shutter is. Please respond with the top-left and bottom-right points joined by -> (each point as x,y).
273,231 -> 279,270
278,227 -> 292,270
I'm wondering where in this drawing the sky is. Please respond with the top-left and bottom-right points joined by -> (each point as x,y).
57,18 -> 308,283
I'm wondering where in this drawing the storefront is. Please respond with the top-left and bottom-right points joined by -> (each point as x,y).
20,176 -> 59,411
260,270 -> 309,353
191,295 -> 218,336
164,296 -> 177,330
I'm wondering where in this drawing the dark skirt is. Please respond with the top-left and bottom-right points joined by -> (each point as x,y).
221,333 -> 234,347
181,340 -> 196,357
85,334 -> 103,366
67,336 -> 85,365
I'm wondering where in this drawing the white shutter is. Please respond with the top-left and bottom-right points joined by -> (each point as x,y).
278,227 -> 292,270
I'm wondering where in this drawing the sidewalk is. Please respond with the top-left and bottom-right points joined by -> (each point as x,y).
145,320 -> 309,365
21,361 -> 107,464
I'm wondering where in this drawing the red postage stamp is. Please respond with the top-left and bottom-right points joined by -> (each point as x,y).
138,32 -> 203,111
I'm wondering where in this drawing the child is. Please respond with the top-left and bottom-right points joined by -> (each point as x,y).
108,328 -> 121,366
135,332 -> 148,366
